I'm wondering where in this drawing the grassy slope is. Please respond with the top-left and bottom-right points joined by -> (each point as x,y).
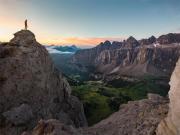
72,82 -> 113,125
72,76 -> 169,125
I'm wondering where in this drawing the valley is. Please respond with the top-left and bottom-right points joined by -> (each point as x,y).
47,34 -> 179,125
72,77 -> 169,125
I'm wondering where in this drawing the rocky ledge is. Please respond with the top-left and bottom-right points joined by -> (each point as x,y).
0,30 -> 87,135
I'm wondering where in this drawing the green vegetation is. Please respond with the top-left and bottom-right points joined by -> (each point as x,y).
72,76 -> 169,125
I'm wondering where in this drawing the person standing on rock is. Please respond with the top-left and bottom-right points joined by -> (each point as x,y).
25,19 -> 28,30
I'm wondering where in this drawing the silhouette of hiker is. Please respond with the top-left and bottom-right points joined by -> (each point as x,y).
25,19 -> 28,30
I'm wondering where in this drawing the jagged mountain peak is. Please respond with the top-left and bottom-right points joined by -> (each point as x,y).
148,35 -> 156,42
149,35 -> 156,40
104,40 -> 111,45
125,36 -> 139,47
126,36 -> 137,42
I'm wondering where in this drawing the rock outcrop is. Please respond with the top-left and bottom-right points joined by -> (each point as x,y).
156,58 -> 180,135
0,30 -> 87,135
72,34 -> 180,79
25,94 -> 168,135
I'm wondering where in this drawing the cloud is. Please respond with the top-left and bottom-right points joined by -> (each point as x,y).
45,46 -> 73,54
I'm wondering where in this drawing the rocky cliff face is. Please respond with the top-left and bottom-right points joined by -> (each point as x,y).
156,58 -> 180,135
72,33 -> 180,79
0,30 -> 87,135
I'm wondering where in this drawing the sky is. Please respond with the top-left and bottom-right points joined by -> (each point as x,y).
0,0 -> 180,47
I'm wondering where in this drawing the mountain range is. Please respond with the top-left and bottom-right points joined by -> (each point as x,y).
71,33 -> 180,81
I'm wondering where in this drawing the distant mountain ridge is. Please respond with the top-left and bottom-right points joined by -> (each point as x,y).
71,33 -> 180,79
45,45 -> 80,54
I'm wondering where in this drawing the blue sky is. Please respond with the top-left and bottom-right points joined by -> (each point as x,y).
0,0 -> 180,46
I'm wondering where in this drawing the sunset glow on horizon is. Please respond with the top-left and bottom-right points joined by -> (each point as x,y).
0,15 -> 125,47
38,37 -> 125,47
0,0 -> 180,47
0,16 -> 125,47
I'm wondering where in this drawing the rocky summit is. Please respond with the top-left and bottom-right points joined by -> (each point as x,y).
0,30 -> 87,135
71,33 -> 180,79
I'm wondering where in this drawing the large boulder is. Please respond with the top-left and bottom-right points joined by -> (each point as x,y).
0,30 -> 87,135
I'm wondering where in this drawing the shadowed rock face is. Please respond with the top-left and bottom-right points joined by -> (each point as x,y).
0,30 -> 87,135
157,58 -> 180,135
72,33 -> 180,79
